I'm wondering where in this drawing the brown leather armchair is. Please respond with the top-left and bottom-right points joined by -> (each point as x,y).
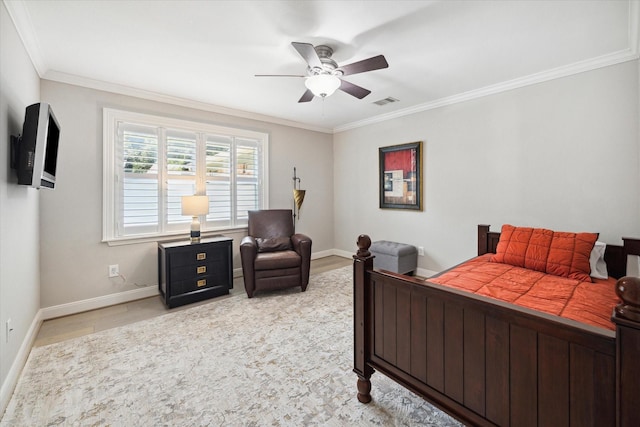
240,209 -> 312,298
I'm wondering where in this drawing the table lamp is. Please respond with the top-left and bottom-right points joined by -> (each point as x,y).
182,195 -> 209,243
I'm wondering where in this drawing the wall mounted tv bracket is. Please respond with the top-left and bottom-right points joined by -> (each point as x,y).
10,135 -> 22,170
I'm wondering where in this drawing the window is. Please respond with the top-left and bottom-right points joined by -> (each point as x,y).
103,109 -> 268,243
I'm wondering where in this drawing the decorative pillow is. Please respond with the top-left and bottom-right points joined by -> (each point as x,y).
256,237 -> 292,253
524,228 -> 554,272
491,225 -> 553,272
589,241 -> 608,279
544,231 -> 598,282
491,224 -> 530,267
491,224 -> 597,282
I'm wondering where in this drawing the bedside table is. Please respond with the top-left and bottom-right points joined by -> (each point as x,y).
158,236 -> 233,308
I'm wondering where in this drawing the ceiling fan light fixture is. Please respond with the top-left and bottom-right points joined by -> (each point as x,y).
305,74 -> 341,98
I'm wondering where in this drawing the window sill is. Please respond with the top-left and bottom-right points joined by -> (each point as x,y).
103,227 -> 248,246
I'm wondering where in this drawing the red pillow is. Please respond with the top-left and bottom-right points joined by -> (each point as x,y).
491,225 -> 597,282
491,225 -> 553,272
546,231 -> 598,282
491,224 -> 527,267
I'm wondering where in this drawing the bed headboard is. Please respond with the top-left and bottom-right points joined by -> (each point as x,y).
477,224 -> 640,279
477,224 -> 501,255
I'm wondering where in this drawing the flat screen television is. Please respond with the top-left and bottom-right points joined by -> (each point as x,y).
11,102 -> 61,189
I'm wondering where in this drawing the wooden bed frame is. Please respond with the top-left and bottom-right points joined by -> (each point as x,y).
353,225 -> 640,427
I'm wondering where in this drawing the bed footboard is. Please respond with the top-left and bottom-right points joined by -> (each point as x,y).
353,231 -> 640,427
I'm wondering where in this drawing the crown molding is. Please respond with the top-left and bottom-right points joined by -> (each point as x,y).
335,48 -> 639,133
335,1 -> 640,133
4,0 -> 331,133
6,0 -> 638,135
3,0 -> 46,77
630,0 -> 639,54
42,70 -> 333,134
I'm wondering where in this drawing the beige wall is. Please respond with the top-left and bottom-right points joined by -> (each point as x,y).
0,1 -> 41,409
36,59 -> 640,308
334,60 -> 640,271
39,81 -> 333,308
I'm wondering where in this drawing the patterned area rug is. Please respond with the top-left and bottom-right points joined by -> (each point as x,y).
1,267 -> 462,426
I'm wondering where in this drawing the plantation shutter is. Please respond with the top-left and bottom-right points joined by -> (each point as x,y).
166,130 -> 197,231
236,138 -> 261,225
104,108 -> 268,242
119,123 -> 159,236
205,135 -> 232,227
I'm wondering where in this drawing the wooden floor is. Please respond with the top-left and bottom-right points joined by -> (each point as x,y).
34,255 -> 352,348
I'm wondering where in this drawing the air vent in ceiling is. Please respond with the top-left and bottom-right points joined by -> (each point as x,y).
373,97 -> 399,106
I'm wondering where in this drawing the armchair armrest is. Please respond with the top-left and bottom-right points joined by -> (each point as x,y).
240,236 -> 258,297
291,233 -> 312,286
291,233 -> 311,252
240,235 -> 258,259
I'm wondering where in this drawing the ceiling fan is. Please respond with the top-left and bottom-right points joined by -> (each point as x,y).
256,42 -> 389,103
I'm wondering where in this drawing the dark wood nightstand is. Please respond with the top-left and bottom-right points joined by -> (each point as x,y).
158,236 -> 233,308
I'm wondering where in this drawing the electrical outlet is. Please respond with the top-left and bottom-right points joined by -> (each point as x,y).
418,247 -> 425,256
108,264 -> 119,278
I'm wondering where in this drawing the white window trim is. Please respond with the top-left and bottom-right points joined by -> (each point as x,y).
103,108 -> 269,245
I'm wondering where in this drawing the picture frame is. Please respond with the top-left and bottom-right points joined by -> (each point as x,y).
379,141 -> 423,210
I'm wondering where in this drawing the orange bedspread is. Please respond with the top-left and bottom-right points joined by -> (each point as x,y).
428,254 -> 619,331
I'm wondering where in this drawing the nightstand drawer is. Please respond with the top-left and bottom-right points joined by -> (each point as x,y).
172,275 -> 227,295
169,247 -> 225,268
170,262 -> 215,282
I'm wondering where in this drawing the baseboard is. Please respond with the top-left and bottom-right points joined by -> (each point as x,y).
0,310 -> 43,416
311,249 -> 340,260
40,286 -> 159,321
39,250 -> 350,320
332,249 -> 440,278
331,249 -> 353,259
418,268 -> 439,278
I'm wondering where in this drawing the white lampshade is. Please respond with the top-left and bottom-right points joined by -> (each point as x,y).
181,195 -> 209,216
305,74 -> 341,98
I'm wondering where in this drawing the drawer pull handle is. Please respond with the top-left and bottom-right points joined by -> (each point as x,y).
197,279 -> 207,287
196,253 -> 206,261
197,266 -> 206,274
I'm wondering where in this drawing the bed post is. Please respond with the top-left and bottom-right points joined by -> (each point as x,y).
478,224 -> 490,255
353,234 -> 375,403
612,237 -> 640,427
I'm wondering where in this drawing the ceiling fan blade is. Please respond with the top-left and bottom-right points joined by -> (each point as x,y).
339,79 -> 371,99
339,55 -> 389,76
298,89 -> 315,103
254,74 -> 305,78
291,42 -> 322,69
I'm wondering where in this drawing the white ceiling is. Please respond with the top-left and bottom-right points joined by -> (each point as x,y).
5,0 -> 639,133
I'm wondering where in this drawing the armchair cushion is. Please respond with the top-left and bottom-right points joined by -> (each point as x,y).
256,236 -> 292,253
254,250 -> 301,270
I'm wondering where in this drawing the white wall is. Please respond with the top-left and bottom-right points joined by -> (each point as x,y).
0,1 -> 41,411
39,81 -> 333,308
334,60 -> 640,271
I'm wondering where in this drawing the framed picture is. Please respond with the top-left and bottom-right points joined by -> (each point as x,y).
379,141 -> 423,210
